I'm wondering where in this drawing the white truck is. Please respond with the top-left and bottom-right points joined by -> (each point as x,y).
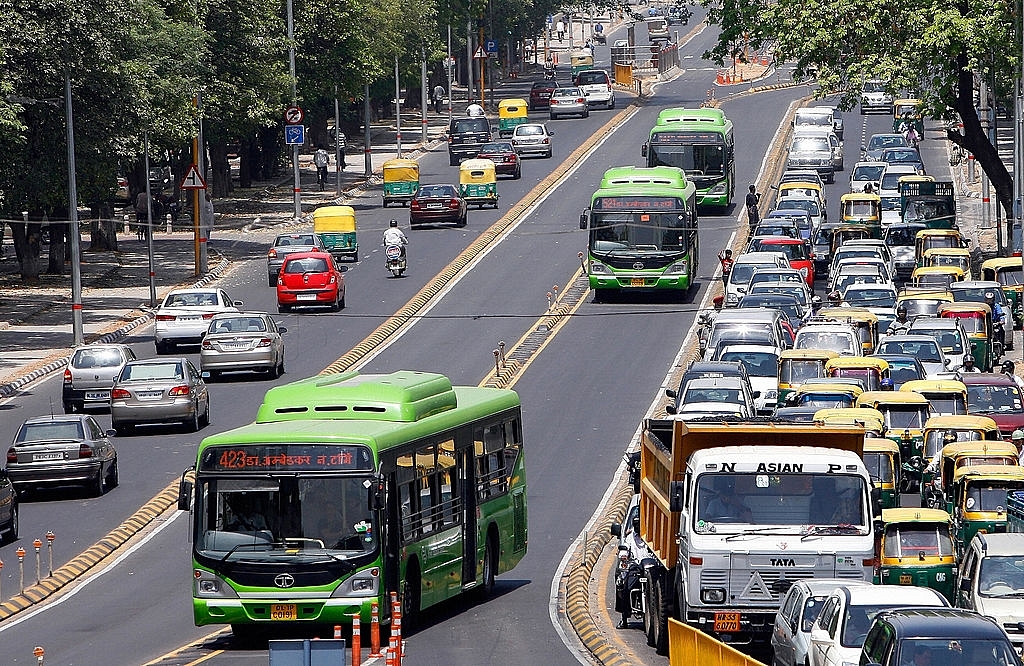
637,419 -> 878,654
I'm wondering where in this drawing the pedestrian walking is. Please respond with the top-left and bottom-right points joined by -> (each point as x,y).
717,248 -> 734,286
337,132 -> 347,170
556,19 -> 565,41
745,184 -> 760,230
432,85 -> 446,114
313,145 -> 330,191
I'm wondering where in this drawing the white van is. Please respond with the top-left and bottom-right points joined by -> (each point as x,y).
955,532 -> 1024,647
574,69 -> 614,110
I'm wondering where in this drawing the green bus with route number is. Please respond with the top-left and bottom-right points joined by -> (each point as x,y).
641,107 -> 735,208
178,370 -> 527,638
579,165 -> 698,297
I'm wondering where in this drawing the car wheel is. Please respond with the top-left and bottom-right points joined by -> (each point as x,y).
268,362 -> 280,379
199,400 -> 210,428
339,292 -> 346,309
113,422 -> 133,437
449,155 -> 459,166
329,294 -> 341,312
609,98 -> 615,110
545,150 -> 552,158
107,459 -> 119,489
207,370 -> 220,382
155,340 -> 171,355
91,467 -> 106,497
513,166 -> 521,180
3,503 -> 18,544
457,213 -> 467,228
277,355 -> 285,376
185,406 -> 200,433
268,273 -> 277,287
583,110 -> 589,118
63,401 -> 75,414
549,114 -> 557,121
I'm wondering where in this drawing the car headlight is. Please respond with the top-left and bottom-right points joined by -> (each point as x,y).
589,261 -> 609,275
701,588 -> 726,604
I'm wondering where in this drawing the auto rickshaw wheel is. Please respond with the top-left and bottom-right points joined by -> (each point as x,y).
382,199 -> 388,208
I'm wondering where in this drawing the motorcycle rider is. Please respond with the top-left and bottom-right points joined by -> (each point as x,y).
382,219 -> 408,259
985,292 -> 1007,349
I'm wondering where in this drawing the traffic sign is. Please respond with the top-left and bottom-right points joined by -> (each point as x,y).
284,125 -> 306,145
284,104 -> 304,125
180,164 -> 207,190
485,40 -> 498,54
473,47 -> 487,59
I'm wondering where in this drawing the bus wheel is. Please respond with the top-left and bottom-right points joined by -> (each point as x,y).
402,561 -> 421,631
480,534 -> 497,598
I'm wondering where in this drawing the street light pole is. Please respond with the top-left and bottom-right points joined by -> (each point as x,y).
144,131 -> 156,307
64,72 -> 84,347
287,0 -> 301,221
395,55 -> 403,158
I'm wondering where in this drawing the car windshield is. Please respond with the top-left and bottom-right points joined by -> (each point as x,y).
285,257 -> 329,273
792,136 -> 830,152
761,243 -> 807,260
795,112 -> 832,127
996,267 -> 1024,287
864,81 -> 886,93
768,214 -> 811,230
863,452 -> 894,483
553,88 -> 582,97
978,555 -> 1024,597
417,185 -> 456,198
750,284 -> 807,303
967,384 -> 1024,414
841,604 -> 906,648
781,359 -> 825,383
164,292 -> 218,307
708,324 -> 773,349
953,287 -> 1007,305
682,387 -> 742,404
719,351 -> 778,378
750,271 -> 801,285
795,331 -> 856,354
888,361 -> 923,386
868,135 -> 907,151
797,393 -> 853,409
876,340 -> 941,361
211,317 -> 266,334
452,118 -> 488,133
883,405 -> 928,429
853,164 -> 885,181
835,249 -> 883,263
880,171 -> 913,190
120,362 -> 183,382
72,347 -> 124,368
16,421 -> 85,443
898,639 -> 1018,666
776,199 -> 820,216
844,289 -> 895,308
884,226 -> 923,247
881,149 -> 921,163
912,328 -> 963,354
730,263 -> 775,285
576,71 -> 607,85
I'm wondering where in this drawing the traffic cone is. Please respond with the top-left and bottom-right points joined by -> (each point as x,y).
716,71 -> 725,85
724,72 -> 732,84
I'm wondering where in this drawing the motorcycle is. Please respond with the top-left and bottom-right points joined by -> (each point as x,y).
385,243 -> 407,277
611,451 -> 651,629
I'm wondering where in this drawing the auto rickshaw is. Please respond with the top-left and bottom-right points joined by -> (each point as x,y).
876,508 -> 956,601
777,349 -> 838,406
786,382 -> 863,409
815,407 -> 885,435
858,390 -> 933,488
381,158 -> 420,208
892,98 -> 924,137
824,356 -> 890,392
311,205 -> 358,262
925,436 -> 1015,512
831,224 -> 873,255
924,247 -> 972,280
839,193 -> 882,239
950,465 -> 1024,557
901,379 -> 968,417
459,159 -> 498,209
865,438 -> 902,509
497,98 -> 529,138
915,229 -> 965,269
895,288 -> 954,321
981,257 -> 1024,329
910,265 -> 965,290
938,303 -> 1000,371
570,50 -> 594,81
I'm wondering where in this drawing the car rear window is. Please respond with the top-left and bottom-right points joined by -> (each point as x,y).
285,257 -> 329,273
72,348 -> 123,368
417,185 -> 455,197
275,234 -> 316,247
17,421 -> 85,443
577,71 -> 609,85
517,125 -> 544,136
452,118 -> 489,133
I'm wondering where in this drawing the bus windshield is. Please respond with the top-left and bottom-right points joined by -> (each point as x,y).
195,475 -> 378,561
590,209 -> 690,255
648,141 -> 725,179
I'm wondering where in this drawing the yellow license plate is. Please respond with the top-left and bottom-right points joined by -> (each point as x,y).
630,278 -> 645,287
714,612 -> 741,632
899,575 -> 912,585
270,603 -> 297,620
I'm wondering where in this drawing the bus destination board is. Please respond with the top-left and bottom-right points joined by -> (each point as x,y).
593,196 -> 682,211
201,444 -> 374,472
650,131 -> 721,143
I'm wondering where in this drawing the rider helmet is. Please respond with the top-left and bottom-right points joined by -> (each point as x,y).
389,219 -> 399,228
880,378 -> 894,391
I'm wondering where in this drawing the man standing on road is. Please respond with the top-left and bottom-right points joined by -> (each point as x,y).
556,19 -> 565,41
745,184 -> 760,230
313,145 -> 330,191
432,84 -> 446,114
717,248 -> 733,286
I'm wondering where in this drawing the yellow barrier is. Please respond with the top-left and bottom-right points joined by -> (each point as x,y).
615,63 -> 633,87
668,619 -> 767,666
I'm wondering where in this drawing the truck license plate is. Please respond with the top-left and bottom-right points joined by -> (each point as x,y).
270,603 -> 297,620
714,612 -> 741,632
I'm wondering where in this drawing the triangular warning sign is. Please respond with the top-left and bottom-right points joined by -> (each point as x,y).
180,164 -> 207,190
474,47 -> 487,59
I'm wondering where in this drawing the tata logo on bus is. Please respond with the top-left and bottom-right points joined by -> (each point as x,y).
274,573 -> 296,588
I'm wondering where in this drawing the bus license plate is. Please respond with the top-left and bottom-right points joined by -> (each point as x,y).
270,604 -> 297,621
714,612 -> 741,632
899,575 -> 912,585
629,278 -> 645,287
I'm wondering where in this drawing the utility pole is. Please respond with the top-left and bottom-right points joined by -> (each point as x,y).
363,82 -> 372,177
287,0 -> 300,221
982,79 -> 994,251
421,47 -> 428,145
64,72 -> 83,347
394,55 -> 403,158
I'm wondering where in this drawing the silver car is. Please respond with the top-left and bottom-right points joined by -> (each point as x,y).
154,288 -> 242,354
267,232 -> 323,286
61,344 -> 137,413
510,123 -> 554,158
548,87 -> 589,119
6,415 -> 118,496
110,358 -> 210,435
200,312 -> 287,380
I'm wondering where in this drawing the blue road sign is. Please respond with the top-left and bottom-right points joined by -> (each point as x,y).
485,40 -> 498,54
285,125 -> 305,145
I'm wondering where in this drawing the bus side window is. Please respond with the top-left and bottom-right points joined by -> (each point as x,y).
477,424 -> 506,499
397,453 -> 418,542
436,438 -> 459,529
416,445 -> 437,534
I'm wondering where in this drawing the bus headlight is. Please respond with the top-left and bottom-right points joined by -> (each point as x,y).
332,569 -> 380,597
590,261 -> 610,274
701,588 -> 726,603
194,569 -> 238,598
664,261 -> 688,276
708,182 -> 727,196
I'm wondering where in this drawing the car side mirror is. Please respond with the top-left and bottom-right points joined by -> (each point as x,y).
641,142 -> 648,158
959,576 -> 972,592
610,522 -> 622,538
338,265 -> 348,273
665,403 -> 677,415
277,326 -> 288,334
665,389 -> 678,399
579,213 -> 588,230
233,301 -> 244,307
809,627 -> 829,643
669,480 -> 685,512
751,390 -> 761,399
106,429 -> 117,438
548,130 -> 555,136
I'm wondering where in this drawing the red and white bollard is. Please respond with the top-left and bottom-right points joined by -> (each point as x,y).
369,601 -> 383,657
350,616 -> 361,666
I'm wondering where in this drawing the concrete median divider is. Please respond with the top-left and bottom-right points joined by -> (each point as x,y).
668,619 -> 766,666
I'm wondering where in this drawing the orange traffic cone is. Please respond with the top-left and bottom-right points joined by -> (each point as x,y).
716,71 -> 725,85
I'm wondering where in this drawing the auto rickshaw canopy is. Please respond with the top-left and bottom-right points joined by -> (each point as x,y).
815,407 -> 885,433
826,356 -> 889,373
911,265 -> 965,289
881,507 -> 952,525
953,464 -> 1024,485
825,357 -> 889,392
311,205 -> 356,233
866,437 -> 901,455
981,257 -> 1024,286
938,302 -> 992,335
381,158 -> 420,183
925,415 -> 1001,439
895,289 -> 954,320
893,98 -> 923,118
858,390 -> 932,409
498,98 -> 529,117
839,193 -> 881,223
459,158 -> 497,183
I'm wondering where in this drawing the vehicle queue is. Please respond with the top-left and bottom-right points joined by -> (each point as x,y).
609,95 -> 1024,665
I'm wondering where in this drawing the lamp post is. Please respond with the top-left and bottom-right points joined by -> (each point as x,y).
287,0 -> 301,221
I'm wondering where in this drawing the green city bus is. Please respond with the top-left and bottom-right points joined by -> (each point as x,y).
579,165 -> 698,296
178,370 -> 527,637
641,107 -> 735,208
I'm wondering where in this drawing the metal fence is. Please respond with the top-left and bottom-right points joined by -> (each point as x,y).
611,41 -> 679,77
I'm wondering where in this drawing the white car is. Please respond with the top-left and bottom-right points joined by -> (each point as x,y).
154,288 -> 243,354
841,283 -> 897,330
908,317 -> 970,373
827,259 -> 892,294
809,584 -> 947,666
510,123 -> 554,158
875,334 -> 952,378
573,69 -> 615,109
849,161 -> 886,193
677,376 -> 756,418
845,239 -> 896,278
794,322 -> 861,356
772,579 -> 872,666
775,195 -> 826,230
725,252 -> 790,306
877,164 -> 919,219
860,79 -> 893,114
794,126 -> 844,172
714,344 -> 781,414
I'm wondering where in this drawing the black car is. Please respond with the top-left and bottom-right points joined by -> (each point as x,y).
665,360 -> 751,414
447,117 -> 491,166
772,406 -> 820,423
859,608 -> 1021,666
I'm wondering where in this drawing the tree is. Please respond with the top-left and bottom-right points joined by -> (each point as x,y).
702,0 -> 1017,236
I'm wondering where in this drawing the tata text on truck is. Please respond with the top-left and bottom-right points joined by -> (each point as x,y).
637,420 -> 876,654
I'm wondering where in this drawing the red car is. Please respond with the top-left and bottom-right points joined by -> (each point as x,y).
529,80 -> 556,111
476,142 -> 521,179
754,237 -> 814,287
276,251 -> 346,313
409,184 -> 468,227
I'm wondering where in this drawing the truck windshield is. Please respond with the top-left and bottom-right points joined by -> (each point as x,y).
694,473 -> 868,529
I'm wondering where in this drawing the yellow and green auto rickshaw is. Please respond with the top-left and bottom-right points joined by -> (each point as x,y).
777,349 -> 838,406
311,205 -> 358,263
924,247 -> 973,281
911,265 -> 965,290
824,357 -> 890,392
839,193 -> 882,238
876,508 -> 956,602
497,98 -> 529,138
858,391 -> 932,489
459,158 -> 498,209
381,158 -> 420,208
938,303 -> 1000,371
895,288 -> 954,322
901,379 -> 968,417
926,437 -> 1016,512
786,382 -> 863,409
865,437 -> 902,509
816,308 -> 880,355
951,465 -> 1024,557
893,98 -> 924,137
981,257 -> 1024,330
915,229 -> 965,269
815,407 -> 885,435
570,51 -> 595,81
